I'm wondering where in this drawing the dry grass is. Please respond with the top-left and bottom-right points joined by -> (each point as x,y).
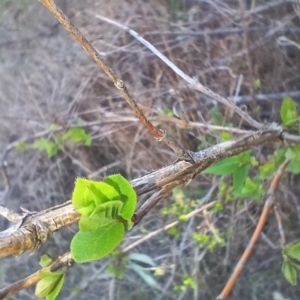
1,0 -> 300,299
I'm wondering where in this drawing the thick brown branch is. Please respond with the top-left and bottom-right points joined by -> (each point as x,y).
0,127 -> 282,258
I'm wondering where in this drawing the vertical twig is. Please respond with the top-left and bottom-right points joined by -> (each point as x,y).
274,206 -> 286,247
38,0 -> 193,162
38,1 -> 162,139
217,159 -> 289,300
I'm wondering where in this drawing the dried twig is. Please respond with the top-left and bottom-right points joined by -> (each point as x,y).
38,0 -> 192,162
0,127 -> 283,258
274,205 -> 286,247
123,201 -> 217,253
0,205 -> 22,223
0,252 -> 73,299
217,159 -> 289,300
94,14 -> 264,130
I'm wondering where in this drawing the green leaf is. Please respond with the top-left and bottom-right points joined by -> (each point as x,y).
128,262 -> 159,288
46,273 -> 65,300
221,132 -> 231,141
104,174 -> 137,221
63,128 -> 92,146
15,142 -> 27,152
71,221 -> 125,263
211,107 -> 223,126
280,97 -> 298,126
39,254 -> 53,268
254,78 -> 261,89
93,200 -> 124,219
202,156 -> 239,175
76,203 -> 96,217
162,107 -> 174,117
286,242 -> 300,261
233,164 -> 250,194
288,161 -> 300,174
31,138 -> 58,158
259,162 -> 276,179
129,253 -> 156,267
236,151 -> 251,164
179,215 -> 188,222
49,124 -> 59,131
282,258 -> 297,285
79,214 -> 113,231
72,178 -> 119,210
285,148 -> 296,160
36,272 -> 64,298
236,177 -> 262,200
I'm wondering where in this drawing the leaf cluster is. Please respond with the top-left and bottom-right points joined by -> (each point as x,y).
70,174 -> 137,263
16,127 -> 92,158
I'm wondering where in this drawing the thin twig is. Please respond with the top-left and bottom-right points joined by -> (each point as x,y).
245,202 -> 278,250
37,0 -> 161,140
123,201 -> 217,253
217,159 -> 289,300
38,0 -> 190,161
94,14 -> 264,130
138,104 -> 251,135
0,205 -> 22,223
0,252 -> 73,299
274,205 -> 286,247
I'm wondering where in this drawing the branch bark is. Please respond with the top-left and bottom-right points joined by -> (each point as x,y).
0,126 -> 283,258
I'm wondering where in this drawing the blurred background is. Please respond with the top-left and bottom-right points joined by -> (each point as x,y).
1,0 -> 300,299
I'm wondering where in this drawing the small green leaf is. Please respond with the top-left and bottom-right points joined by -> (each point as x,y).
167,226 -> 179,237
202,156 -> 239,175
39,254 -> 53,268
233,164 -> 250,194
46,273 -> 65,300
104,174 -> 137,221
72,178 -> 119,210
79,214 -> 113,231
163,107 -> 174,116
15,142 -> 27,152
286,242 -> 300,261
285,148 -> 296,160
211,107 -> 223,126
221,132 -> 231,141
128,263 -> 160,288
63,128 -> 92,146
236,177 -> 264,201
93,200 -> 124,219
89,182 -> 120,205
76,203 -> 96,217
71,221 -> 125,263
288,161 -> 300,174
31,138 -> 58,158
282,258 -> 297,285
179,215 -> 188,222
49,124 -> 59,131
236,151 -> 251,164
280,97 -> 298,126
259,162 -> 276,179
36,272 -> 64,298
129,253 -> 156,267
254,78 -> 261,89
